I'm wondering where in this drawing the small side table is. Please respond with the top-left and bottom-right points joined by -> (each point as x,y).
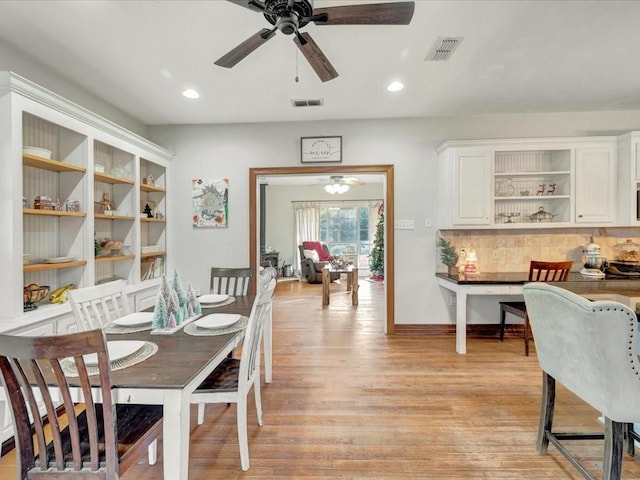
322,266 -> 359,306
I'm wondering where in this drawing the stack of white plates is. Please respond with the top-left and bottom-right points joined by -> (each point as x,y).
23,146 -> 53,159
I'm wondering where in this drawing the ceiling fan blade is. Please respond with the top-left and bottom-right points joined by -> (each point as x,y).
225,0 -> 266,13
293,32 -> 339,82
342,177 -> 365,186
312,1 -> 415,25
214,28 -> 277,68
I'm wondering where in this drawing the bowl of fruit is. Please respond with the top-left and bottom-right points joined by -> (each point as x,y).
23,284 -> 50,311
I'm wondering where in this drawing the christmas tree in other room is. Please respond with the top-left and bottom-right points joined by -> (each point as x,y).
369,202 -> 384,281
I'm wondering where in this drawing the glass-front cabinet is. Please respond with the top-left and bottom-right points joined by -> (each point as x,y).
0,71 -> 172,321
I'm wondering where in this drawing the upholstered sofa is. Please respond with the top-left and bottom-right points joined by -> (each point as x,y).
298,244 -> 340,284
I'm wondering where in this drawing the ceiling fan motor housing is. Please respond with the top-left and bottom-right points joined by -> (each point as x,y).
264,0 -> 314,30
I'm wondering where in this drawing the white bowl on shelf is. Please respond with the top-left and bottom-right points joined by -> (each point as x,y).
23,146 -> 52,159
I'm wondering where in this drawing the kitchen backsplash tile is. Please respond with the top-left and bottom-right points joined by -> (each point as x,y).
439,228 -> 640,273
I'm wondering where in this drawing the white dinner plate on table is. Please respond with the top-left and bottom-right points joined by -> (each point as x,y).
83,340 -> 146,366
195,314 -> 241,329
113,312 -> 153,327
197,294 -> 229,304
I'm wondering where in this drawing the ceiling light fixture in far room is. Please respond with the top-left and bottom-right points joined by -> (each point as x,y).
387,81 -> 404,92
182,88 -> 200,99
325,183 -> 349,195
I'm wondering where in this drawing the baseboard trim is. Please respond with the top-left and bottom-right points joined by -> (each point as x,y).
394,323 -> 525,337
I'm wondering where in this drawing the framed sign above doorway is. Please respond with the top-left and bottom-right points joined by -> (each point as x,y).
300,136 -> 342,163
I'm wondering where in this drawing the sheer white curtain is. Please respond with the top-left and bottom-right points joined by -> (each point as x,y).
293,202 -> 321,269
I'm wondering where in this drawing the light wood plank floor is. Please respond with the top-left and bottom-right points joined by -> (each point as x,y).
2,277 -> 640,479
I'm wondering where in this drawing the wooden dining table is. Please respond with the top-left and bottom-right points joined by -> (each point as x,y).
102,294 -> 256,480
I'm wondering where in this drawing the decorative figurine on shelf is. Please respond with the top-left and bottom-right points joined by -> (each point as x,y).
143,203 -> 154,218
536,184 -> 546,196
143,174 -> 155,186
546,183 -> 556,195
98,192 -> 114,212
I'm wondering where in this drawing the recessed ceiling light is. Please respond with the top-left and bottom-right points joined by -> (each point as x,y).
182,89 -> 200,99
387,81 -> 404,92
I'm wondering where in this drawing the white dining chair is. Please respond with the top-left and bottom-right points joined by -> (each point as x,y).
191,277 -> 276,471
67,280 -> 131,331
66,279 -> 158,464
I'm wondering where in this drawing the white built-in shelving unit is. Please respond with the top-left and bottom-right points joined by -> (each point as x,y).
0,71 -> 173,323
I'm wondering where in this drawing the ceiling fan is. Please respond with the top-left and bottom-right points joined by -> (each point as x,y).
324,175 -> 364,194
215,0 -> 416,82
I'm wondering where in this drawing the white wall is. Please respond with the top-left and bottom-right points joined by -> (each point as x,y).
264,183 -> 384,271
149,113 -> 640,327
0,39 -> 147,136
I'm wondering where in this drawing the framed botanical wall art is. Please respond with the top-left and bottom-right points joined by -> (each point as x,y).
192,178 -> 229,228
300,136 -> 342,163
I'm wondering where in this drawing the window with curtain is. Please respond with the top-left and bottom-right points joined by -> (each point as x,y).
319,202 -> 378,268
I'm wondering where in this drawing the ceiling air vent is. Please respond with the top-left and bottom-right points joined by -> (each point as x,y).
291,98 -> 324,108
425,37 -> 463,61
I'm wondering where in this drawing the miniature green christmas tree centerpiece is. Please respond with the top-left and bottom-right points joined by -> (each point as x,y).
152,293 -> 168,329
437,236 -> 459,275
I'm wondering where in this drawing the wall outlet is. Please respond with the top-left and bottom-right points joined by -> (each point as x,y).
394,219 -> 415,230
425,218 -> 432,228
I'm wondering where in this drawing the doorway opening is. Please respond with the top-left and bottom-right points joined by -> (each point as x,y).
249,165 -> 395,334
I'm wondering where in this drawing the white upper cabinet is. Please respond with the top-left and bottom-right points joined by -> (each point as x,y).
437,146 -> 491,228
0,71 -> 172,322
575,146 -> 616,224
437,137 -> 617,229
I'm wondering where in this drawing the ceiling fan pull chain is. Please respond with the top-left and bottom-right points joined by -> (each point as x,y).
295,49 -> 299,83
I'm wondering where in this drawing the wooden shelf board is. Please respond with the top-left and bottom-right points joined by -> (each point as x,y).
95,254 -> 135,264
23,154 -> 86,173
141,217 -> 166,223
24,260 -> 87,273
94,213 -> 135,221
94,171 -> 135,185
140,184 -> 166,193
23,208 -> 86,217
141,251 -> 166,259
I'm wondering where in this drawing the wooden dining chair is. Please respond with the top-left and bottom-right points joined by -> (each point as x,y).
210,267 -> 254,296
67,279 -> 131,331
66,280 -> 158,463
191,277 -> 276,471
0,329 -> 163,479
499,260 -> 573,356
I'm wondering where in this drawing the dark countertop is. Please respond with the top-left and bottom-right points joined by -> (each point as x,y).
436,272 -> 640,292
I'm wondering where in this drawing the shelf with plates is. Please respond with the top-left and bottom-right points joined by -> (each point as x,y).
23,153 -> 86,173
